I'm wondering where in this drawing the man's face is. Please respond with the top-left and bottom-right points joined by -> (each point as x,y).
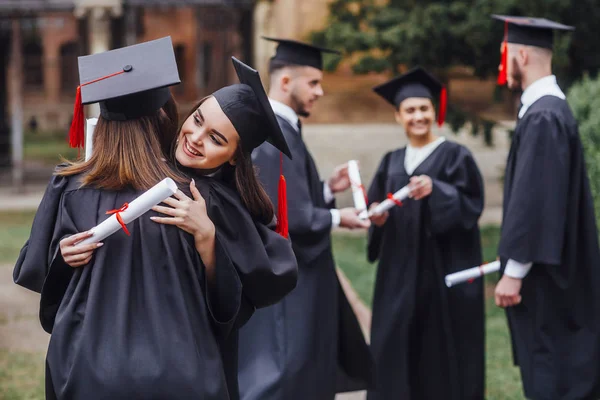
287,66 -> 324,117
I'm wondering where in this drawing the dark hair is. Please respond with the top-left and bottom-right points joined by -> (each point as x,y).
181,98 -> 275,225
268,58 -> 300,75
158,96 -> 180,158
56,94 -> 186,191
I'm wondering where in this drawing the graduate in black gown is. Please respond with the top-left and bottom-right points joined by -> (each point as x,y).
238,38 -> 375,400
13,39 -> 297,400
366,67 -> 485,400
492,15 -> 600,400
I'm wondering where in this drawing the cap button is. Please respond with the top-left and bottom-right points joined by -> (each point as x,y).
123,65 -> 133,72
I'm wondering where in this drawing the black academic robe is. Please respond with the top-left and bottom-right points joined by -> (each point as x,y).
237,116 -> 374,400
13,168 -> 297,400
366,140 -> 485,400
498,95 -> 600,400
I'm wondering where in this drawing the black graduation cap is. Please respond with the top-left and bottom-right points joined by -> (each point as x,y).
68,36 -> 180,149
492,15 -> 574,49
372,67 -> 447,127
213,57 -> 293,238
212,57 -> 292,159
262,36 -> 340,70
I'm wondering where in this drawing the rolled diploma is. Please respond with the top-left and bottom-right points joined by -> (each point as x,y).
79,178 -> 178,245
361,185 -> 411,219
85,118 -> 98,161
444,260 -> 501,288
348,160 -> 367,213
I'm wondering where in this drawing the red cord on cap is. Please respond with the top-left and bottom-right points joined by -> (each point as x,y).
68,69 -> 129,152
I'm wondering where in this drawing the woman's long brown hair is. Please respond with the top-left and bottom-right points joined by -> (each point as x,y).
181,98 -> 275,225
56,96 -> 186,190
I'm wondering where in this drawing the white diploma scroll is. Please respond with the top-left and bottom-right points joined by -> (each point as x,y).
79,178 -> 178,245
348,160 -> 367,214
444,260 -> 501,288
85,118 -> 98,161
361,185 -> 411,219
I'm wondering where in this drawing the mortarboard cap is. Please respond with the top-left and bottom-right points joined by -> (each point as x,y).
373,66 -> 447,127
213,57 -> 292,238
68,36 -> 180,149
212,57 -> 292,159
262,36 -> 340,71
492,15 -> 574,85
492,15 -> 574,49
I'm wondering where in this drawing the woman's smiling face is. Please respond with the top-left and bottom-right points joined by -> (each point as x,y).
175,96 -> 240,171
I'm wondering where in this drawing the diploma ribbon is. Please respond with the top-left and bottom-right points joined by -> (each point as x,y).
351,179 -> 368,206
468,264 -> 485,284
106,202 -> 131,236
387,193 -> 403,207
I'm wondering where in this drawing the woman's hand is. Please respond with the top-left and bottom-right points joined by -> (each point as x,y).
59,231 -> 103,268
151,179 -> 216,246
408,175 -> 433,200
368,202 -> 389,227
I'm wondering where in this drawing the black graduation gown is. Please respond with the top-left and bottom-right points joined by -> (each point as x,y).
237,116 -> 374,400
366,140 -> 485,400
498,95 -> 600,400
13,169 -> 298,400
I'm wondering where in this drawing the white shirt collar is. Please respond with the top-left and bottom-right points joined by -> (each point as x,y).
405,137 -> 446,175
269,99 -> 299,131
519,75 -> 565,118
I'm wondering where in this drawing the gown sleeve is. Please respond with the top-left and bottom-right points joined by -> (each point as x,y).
427,146 -> 484,234
498,110 -> 570,265
203,236 -> 245,337
366,152 -> 391,263
39,188 -> 86,333
13,173 -> 70,294
206,183 -> 298,328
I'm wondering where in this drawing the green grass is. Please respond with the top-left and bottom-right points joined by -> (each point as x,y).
332,225 -> 525,399
0,350 -> 45,400
0,212 -> 36,265
23,131 -> 78,165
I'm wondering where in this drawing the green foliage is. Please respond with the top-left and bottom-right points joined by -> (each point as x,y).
313,0 -> 600,84
312,0 -> 600,140
567,75 -> 600,227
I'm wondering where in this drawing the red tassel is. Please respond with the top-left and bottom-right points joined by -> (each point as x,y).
437,87 -> 447,127
275,153 -> 289,238
67,69 -> 128,153
497,22 -> 508,86
68,86 -> 85,150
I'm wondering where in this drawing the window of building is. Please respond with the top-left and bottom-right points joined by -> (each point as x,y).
60,41 -> 80,94
23,39 -> 43,89
196,41 -> 213,90
174,44 -> 186,95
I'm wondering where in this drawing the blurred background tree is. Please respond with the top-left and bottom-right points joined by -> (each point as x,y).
311,0 -> 600,142
568,75 -> 600,231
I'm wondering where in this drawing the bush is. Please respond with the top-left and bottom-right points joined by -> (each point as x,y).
567,75 -> 600,226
